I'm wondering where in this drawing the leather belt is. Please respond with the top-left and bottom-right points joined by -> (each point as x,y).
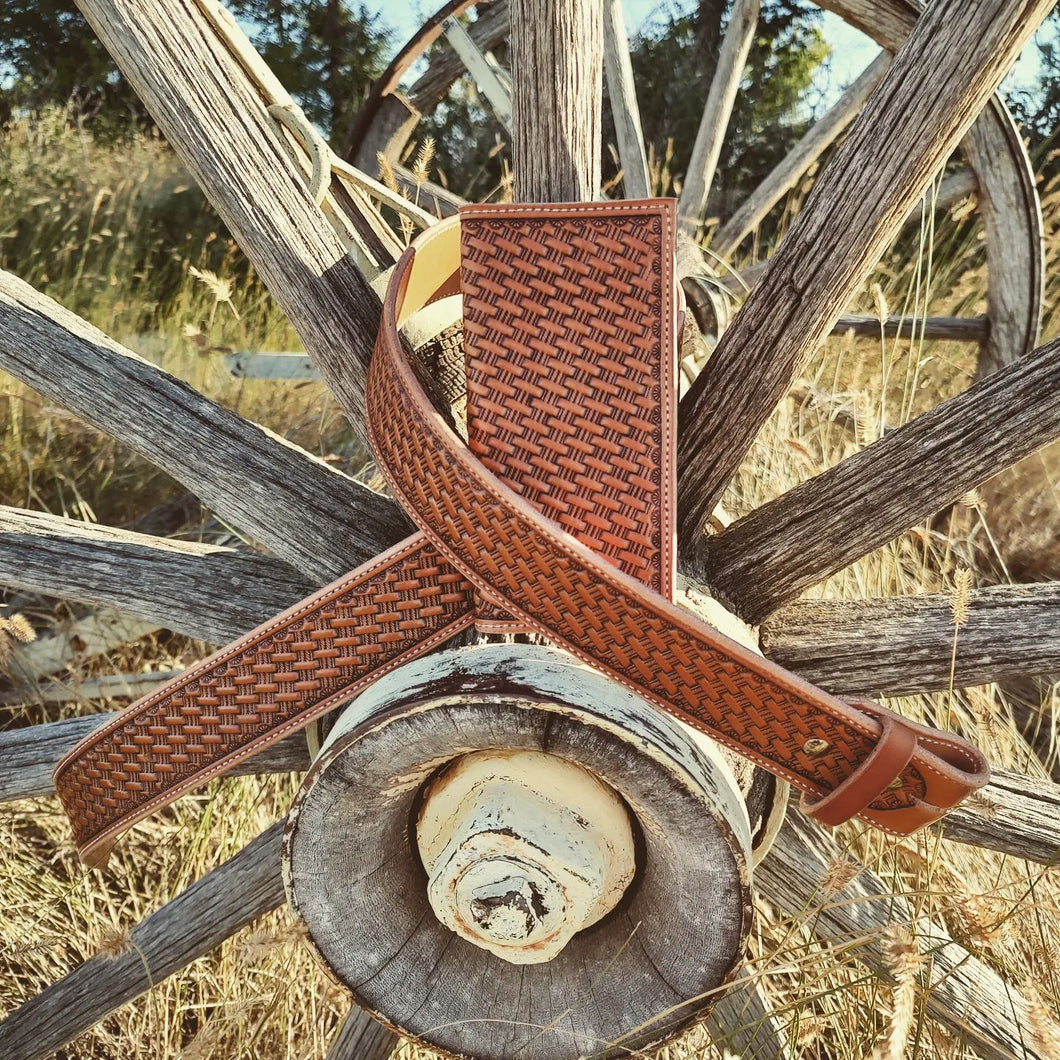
54,200 -> 989,869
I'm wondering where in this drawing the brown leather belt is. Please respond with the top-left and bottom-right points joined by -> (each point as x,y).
54,200 -> 989,868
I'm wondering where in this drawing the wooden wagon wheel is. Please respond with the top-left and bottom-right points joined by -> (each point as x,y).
2,0 -> 1060,1058
343,0 -> 1044,384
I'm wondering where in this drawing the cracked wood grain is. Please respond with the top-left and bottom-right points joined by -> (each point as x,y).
0,272 -> 410,584
761,585 -> 1060,697
0,508 -> 313,643
704,336 -> 1060,622
677,0 -> 1052,552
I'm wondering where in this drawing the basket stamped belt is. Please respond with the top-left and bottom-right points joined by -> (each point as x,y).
55,200 -> 989,868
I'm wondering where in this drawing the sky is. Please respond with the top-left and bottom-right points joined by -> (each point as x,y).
371,0 -> 1053,108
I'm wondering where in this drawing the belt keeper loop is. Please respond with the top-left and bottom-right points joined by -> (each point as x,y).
800,718 -> 918,827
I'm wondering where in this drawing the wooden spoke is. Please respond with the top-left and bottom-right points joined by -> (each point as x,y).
0,823 -> 286,1060
510,0 -> 602,201
936,167 -> 977,209
0,508 -> 312,643
761,585 -> 1060,697
965,104 -> 1045,376
706,970 -> 792,1059
602,0 -> 651,198
348,0 -> 512,171
712,51 -> 892,259
942,768 -> 1060,864
341,0 -> 478,165
0,715 -> 309,804
0,672 -> 179,711
325,1008 -> 396,1060
830,314 -> 987,342
0,270 -> 409,582
76,0 -> 391,446
442,12 -> 513,130
677,0 -> 761,232
7,702 -> 1056,865
676,0 -> 1051,552
701,336 -> 1060,622
817,0 -> 1043,375
408,1 -> 511,118
391,164 -> 466,216
759,811 -> 1050,1060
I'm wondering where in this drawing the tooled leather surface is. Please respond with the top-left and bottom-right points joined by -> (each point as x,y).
54,537 -> 475,864
462,206 -> 676,632
54,199 -> 988,866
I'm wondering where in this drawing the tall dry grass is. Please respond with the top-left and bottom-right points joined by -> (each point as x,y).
1,111 -> 1059,1059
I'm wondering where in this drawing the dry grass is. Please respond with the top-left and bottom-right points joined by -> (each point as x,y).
1,112 -> 1060,1059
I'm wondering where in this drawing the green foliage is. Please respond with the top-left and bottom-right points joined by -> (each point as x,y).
1006,11 -> 1060,170
0,1 -> 145,134
0,0 -> 390,147
626,0 -> 827,214
228,0 -> 392,147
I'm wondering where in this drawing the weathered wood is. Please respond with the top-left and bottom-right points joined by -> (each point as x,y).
191,0 -> 401,272
761,585 -> 1060,696
942,767 -> 1060,864
0,508 -> 313,643
352,93 -> 421,171
817,0 -> 1043,373
341,0 -> 478,164
75,0 -> 387,450
407,0 -> 511,115
706,970 -> 792,1059
325,1009 -> 395,1060
0,823 -> 287,1060
602,0 -> 651,198
758,811 -> 1047,1060
831,313 -> 988,342
0,712 -> 309,803
712,51 -> 891,257
510,0 -> 602,201
0,270 -> 409,583
442,13 -> 513,130
937,167 -> 977,208
964,104 -> 1044,377
392,163 -> 465,217
677,0 -> 761,231
704,336 -> 1060,622
0,671 -> 179,708
285,643 -> 754,1059
676,0 -> 1052,551
226,350 -> 322,380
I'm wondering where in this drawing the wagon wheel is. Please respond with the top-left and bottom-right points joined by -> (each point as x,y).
2,0 -> 1060,1058
343,0 -> 1043,385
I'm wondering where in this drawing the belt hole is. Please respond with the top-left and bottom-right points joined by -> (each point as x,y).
803,738 -> 830,756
